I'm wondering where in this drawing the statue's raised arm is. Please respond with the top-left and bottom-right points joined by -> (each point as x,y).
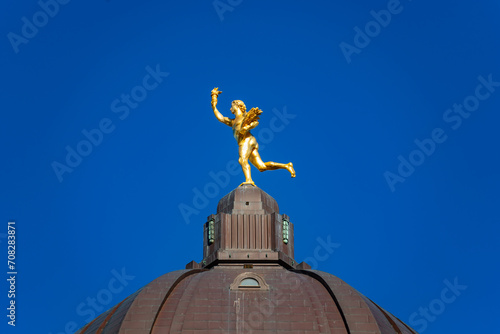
211,87 -> 232,126
210,87 -> 295,187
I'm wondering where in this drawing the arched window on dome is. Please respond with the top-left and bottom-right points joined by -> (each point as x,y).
239,278 -> 259,288
230,272 -> 269,291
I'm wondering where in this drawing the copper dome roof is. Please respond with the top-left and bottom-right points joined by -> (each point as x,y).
77,186 -> 417,333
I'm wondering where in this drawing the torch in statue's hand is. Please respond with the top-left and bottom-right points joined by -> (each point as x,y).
211,87 -> 222,97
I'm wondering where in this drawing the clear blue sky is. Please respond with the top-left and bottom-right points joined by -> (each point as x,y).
2,1 -> 499,333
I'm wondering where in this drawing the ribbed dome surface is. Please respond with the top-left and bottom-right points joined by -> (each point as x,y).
76,266 -> 416,334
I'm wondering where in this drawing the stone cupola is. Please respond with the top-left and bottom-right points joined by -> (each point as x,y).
200,184 -> 296,269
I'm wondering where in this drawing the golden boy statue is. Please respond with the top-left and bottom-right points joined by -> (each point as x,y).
211,87 -> 295,186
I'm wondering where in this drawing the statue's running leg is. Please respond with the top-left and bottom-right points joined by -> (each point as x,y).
238,143 -> 255,186
250,150 -> 296,177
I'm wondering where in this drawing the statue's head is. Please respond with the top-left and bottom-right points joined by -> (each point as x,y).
231,100 -> 246,114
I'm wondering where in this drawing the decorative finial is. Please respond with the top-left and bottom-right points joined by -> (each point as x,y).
211,87 -> 295,187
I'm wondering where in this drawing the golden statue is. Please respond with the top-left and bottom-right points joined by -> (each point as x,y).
211,87 -> 295,187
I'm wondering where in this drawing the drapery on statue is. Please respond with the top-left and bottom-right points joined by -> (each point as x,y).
211,87 -> 295,187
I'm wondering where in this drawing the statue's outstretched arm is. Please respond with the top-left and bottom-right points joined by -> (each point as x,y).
211,87 -> 232,126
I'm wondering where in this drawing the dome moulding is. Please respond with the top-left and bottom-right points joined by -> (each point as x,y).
77,185 -> 418,333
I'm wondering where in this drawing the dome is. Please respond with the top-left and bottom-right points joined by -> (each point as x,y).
77,185 -> 417,333
76,268 -> 416,333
